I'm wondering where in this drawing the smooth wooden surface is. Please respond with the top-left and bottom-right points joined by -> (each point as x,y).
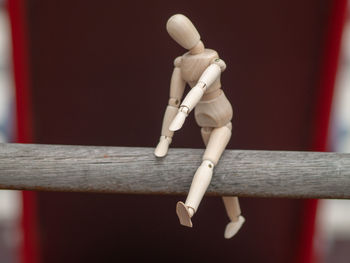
166,14 -> 200,50
0,143 -> 349,198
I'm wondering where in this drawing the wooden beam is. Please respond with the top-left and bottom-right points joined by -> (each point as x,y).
0,143 -> 349,199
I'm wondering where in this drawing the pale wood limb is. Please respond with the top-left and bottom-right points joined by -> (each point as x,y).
222,196 -> 241,221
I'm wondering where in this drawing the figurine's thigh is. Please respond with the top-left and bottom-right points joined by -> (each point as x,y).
200,127 -> 213,146
203,122 -> 232,165
195,91 -> 233,128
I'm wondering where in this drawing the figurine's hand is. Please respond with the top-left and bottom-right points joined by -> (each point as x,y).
169,107 -> 189,131
154,136 -> 172,157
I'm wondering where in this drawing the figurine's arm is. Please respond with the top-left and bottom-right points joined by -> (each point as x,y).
154,57 -> 186,157
169,58 -> 226,131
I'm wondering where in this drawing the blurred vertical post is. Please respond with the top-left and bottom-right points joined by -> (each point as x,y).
299,0 -> 348,263
316,2 -> 350,263
7,0 -> 39,263
0,1 -> 21,263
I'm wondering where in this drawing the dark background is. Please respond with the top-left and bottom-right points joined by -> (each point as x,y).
25,0 -> 331,262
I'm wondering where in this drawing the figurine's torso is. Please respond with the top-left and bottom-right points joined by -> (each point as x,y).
180,49 -> 221,95
179,48 -> 233,128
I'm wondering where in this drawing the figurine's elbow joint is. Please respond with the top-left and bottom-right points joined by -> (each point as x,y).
174,56 -> 182,67
211,58 -> 226,72
179,106 -> 189,114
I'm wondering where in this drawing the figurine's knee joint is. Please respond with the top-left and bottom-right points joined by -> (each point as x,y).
203,157 -> 218,166
168,98 -> 180,107
202,159 -> 215,168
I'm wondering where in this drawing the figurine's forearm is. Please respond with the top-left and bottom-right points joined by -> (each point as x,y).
180,62 -> 223,113
169,62 -> 223,131
160,105 -> 178,139
154,64 -> 186,157
160,63 -> 187,135
162,65 -> 186,136
154,105 -> 177,157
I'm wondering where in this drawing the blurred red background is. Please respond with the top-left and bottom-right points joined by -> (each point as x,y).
7,0 -> 348,262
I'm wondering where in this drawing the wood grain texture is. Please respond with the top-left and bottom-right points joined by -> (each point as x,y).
0,143 -> 349,199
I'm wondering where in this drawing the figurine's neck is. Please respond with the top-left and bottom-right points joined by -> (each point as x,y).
190,41 -> 205,55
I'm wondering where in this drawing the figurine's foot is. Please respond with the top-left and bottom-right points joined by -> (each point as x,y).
224,215 -> 245,239
176,201 -> 193,227
154,136 -> 171,157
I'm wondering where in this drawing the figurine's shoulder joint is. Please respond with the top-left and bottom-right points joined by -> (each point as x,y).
173,56 -> 182,67
210,58 -> 226,72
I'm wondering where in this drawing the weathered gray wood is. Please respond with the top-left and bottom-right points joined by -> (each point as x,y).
0,143 -> 349,199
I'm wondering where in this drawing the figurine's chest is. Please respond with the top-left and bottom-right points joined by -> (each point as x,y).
180,49 -> 219,83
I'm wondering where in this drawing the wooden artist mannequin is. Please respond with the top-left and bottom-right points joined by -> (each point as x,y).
154,14 -> 245,239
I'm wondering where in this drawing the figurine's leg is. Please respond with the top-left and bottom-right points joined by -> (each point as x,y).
222,196 -> 245,239
200,126 -> 213,145
176,126 -> 213,227
202,125 -> 244,237
176,122 -> 231,227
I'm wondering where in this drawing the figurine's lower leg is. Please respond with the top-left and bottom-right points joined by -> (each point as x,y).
176,159 -> 213,228
222,196 -> 245,239
176,123 -> 231,227
203,123 -> 244,238
183,159 -> 214,214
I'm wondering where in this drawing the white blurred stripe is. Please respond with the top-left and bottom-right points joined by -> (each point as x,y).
0,6 -> 14,142
0,6 -> 21,263
315,9 -> 350,263
0,191 -> 21,222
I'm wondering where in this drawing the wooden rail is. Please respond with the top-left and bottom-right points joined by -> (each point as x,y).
0,143 -> 349,199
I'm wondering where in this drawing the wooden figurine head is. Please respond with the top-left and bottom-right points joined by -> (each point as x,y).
166,14 -> 201,50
